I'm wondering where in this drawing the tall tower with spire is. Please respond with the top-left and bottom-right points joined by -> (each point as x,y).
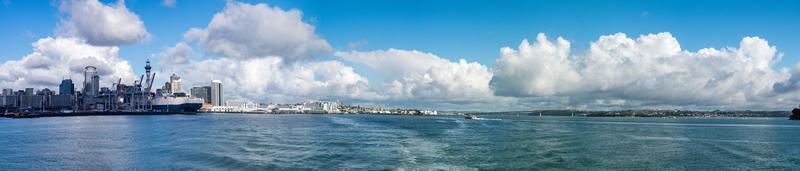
144,59 -> 152,89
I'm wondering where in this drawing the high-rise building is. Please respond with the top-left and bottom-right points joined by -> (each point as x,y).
169,73 -> 182,93
24,88 -> 34,95
83,66 -> 99,96
190,86 -> 212,104
211,80 -> 223,106
38,88 -> 55,96
91,75 -> 99,94
59,79 -> 75,95
2,88 -> 12,96
162,82 -> 171,94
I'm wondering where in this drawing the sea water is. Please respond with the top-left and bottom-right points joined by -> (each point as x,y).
1,114 -> 799,170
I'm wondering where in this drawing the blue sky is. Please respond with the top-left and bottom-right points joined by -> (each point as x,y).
2,0 -> 800,110
3,0 -> 799,72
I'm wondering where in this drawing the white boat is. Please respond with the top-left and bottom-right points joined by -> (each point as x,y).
465,113 -> 478,120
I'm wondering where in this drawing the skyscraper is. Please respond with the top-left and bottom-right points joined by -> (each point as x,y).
59,79 -> 75,95
2,88 -> 12,96
169,73 -> 182,93
83,66 -> 99,96
211,80 -> 223,106
24,88 -> 34,95
190,86 -> 212,104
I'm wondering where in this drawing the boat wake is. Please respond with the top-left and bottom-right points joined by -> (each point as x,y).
474,118 -> 502,121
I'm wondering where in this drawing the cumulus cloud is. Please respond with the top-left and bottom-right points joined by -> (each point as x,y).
159,57 -> 377,103
184,1 -> 332,61
58,0 -> 150,46
153,1 -> 369,103
336,49 -> 496,103
154,42 -> 193,68
0,37 -> 136,90
491,32 -> 792,109
491,33 -> 580,97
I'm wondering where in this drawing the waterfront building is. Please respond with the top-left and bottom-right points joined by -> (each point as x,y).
225,100 -> 257,109
274,104 -> 308,114
82,66 -> 100,97
37,88 -> 55,96
83,66 -> 99,97
2,88 -> 12,96
162,82 -> 172,94
190,86 -> 212,104
19,88 -> 44,111
169,74 -> 182,93
59,79 -> 75,95
92,75 -> 99,95
0,94 -> 18,108
211,80 -> 223,106
48,95 -> 73,110
303,101 -> 342,114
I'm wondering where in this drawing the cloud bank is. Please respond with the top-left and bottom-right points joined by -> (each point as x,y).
159,2 -> 375,104
491,32 -> 792,109
58,0 -> 150,46
183,1 -> 332,61
0,0 -> 144,90
0,37 -> 136,90
336,49 -> 496,103
157,1 -> 798,110
4,0 -> 798,111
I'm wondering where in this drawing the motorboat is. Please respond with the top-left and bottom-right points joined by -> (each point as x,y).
465,113 -> 478,120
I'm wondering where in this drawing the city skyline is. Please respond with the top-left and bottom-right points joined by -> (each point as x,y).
1,0 -> 800,111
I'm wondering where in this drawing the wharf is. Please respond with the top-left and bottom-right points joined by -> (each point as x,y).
2,111 -> 196,118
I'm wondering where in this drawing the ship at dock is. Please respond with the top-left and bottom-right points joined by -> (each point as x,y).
152,74 -> 203,113
152,93 -> 203,112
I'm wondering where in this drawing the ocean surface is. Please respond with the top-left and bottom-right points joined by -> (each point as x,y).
1,114 -> 799,170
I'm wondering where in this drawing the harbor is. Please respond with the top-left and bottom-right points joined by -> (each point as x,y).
0,60 -> 206,118
0,60 -> 441,118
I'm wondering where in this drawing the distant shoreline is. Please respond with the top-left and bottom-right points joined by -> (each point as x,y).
2,111 -> 794,119
477,110 -> 791,118
1,111 -> 452,119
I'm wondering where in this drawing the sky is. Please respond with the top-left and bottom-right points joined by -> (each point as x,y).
1,0 -> 799,111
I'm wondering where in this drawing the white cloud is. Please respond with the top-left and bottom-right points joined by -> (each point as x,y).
0,37 -> 136,91
491,32 -> 792,109
154,1 -> 368,103
154,42 -> 193,68
490,33 -> 580,97
184,1 -> 332,61
159,57 -> 377,103
336,49 -> 496,103
58,0 -> 150,46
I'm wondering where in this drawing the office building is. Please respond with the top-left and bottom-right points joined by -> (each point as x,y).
211,80 -> 223,106
83,66 -> 99,96
24,88 -> 34,95
59,79 -> 75,95
169,74 -> 182,93
190,86 -> 212,104
2,88 -> 12,96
